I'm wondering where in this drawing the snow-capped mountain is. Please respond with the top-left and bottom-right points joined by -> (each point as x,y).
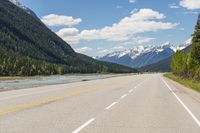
97,42 -> 191,68
176,38 -> 192,51
8,0 -> 39,19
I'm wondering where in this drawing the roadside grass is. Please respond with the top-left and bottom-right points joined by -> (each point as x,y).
164,73 -> 200,93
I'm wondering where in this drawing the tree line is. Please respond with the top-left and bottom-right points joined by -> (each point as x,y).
0,48 -> 135,76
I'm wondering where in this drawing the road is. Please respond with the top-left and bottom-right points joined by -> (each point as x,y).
0,74 -> 200,133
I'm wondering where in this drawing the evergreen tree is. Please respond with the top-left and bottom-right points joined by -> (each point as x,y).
191,14 -> 200,64
171,14 -> 200,81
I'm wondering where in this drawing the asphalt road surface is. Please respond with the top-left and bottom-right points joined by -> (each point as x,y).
0,74 -> 200,133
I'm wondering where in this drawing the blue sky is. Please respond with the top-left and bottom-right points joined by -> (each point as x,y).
18,0 -> 200,56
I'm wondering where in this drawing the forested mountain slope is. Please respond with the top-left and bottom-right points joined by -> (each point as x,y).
0,0 -> 136,76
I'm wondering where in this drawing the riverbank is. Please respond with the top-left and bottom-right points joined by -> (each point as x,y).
0,74 -> 133,92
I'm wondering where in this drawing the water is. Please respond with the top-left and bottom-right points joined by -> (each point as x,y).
0,75 -> 113,89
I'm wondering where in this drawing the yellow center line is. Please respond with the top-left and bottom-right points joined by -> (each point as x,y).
0,87 -> 98,117
0,79 -> 132,117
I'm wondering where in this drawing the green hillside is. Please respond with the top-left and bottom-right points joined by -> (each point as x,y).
0,0 -> 137,76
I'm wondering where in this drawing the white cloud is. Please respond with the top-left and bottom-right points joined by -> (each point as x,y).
129,0 -> 136,3
56,9 -> 177,46
41,14 -> 82,26
75,47 -> 92,53
79,9 -> 177,42
180,0 -> 200,10
130,8 -> 165,20
56,28 -> 80,44
56,28 -> 79,36
169,3 -> 180,9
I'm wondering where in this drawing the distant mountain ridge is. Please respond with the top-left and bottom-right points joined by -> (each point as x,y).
139,45 -> 192,72
97,41 -> 190,69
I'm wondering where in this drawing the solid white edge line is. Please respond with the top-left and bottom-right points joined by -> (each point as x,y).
105,102 -> 117,110
161,78 -> 200,127
121,94 -> 127,99
72,118 -> 95,133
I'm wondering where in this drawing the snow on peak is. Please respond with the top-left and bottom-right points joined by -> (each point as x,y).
107,50 -> 129,58
173,38 -> 192,52
8,0 -> 38,19
105,44 -> 172,59
102,41 -> 191,59
9,0 -> 28,10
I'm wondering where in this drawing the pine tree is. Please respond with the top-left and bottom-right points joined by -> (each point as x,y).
191,14 -> 200,64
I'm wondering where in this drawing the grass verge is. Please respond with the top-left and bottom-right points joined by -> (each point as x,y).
164,73 -> 200,93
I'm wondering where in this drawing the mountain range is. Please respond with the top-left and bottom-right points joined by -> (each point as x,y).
97,41 -> 191,70
139,45 -> 191,72
0,0 -> 136,76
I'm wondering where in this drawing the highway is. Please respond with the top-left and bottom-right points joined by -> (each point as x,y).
0,74 -> 200,133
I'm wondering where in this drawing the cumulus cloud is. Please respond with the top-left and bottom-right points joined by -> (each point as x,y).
41,14 -> 82,26
79,9 -> 177,42
56,28 -> 80,44
56,9 -> 177,45
180,0 -> 200,10
75,47 -> 92,53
